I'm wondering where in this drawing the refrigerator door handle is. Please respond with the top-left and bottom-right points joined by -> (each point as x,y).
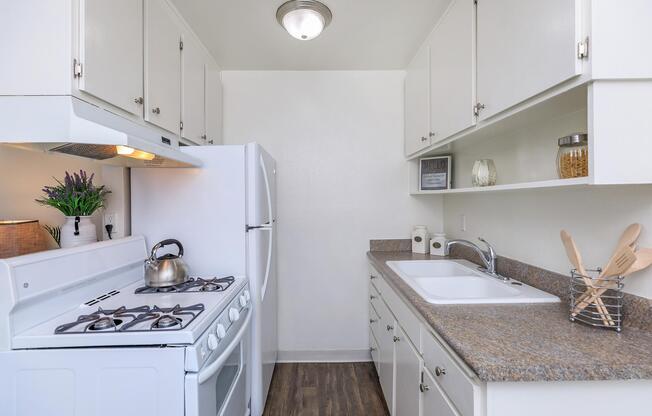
259,154 -> 275,225
260,226 -> 273,302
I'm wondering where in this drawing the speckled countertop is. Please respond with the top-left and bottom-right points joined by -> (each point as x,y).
368,251 -> 652,382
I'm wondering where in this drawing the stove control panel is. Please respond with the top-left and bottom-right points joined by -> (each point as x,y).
185,282 -> 250,372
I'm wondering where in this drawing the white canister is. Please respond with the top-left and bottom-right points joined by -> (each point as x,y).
412,225 -> 429,254
430,233 -> 447,256
60,216 -> 97,248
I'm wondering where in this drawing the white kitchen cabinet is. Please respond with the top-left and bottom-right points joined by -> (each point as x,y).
181,34 -> 207,144
78,0 -> 144,116
370,286 -> 395,414
421,369 -> 459,416
428,0 -> 476,143
394,326 -> 420,416
476,0 -> 582,120
144,0 -> 182,134
204,65 -> 223,145
404,44 -> 431,156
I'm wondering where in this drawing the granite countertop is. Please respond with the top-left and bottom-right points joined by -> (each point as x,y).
367,250 -> 652,382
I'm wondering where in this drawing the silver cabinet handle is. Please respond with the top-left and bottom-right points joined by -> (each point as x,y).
369,319 -> 377,324
429,132 -> 436,138
201,134 -> 207,140
393,336 -> 400,343
435,366 -> 446,377
421,136 -> 428,142
370,275 -> 377,280
370,295 -> 377,300
370,347 -> 377,352
134,97 -> 143,105
152,107 -> 161,114
419,383 -> 430,393
386,324 -> 393,331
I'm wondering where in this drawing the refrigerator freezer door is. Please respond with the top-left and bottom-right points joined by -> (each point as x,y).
248,226 -> 277,416
247,143 -> 276,227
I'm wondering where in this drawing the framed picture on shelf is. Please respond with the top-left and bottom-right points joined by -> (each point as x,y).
419,156 -> 452,191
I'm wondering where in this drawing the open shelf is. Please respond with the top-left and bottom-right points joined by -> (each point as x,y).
411,177 -> 589,195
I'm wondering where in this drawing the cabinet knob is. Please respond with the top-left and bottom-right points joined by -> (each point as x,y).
201,134 -> 207,140
208,140 -> 214,144
134,97 -> 143,105
419,383 -> 430,393
370,275 -> 377,280
369,319 -> 377,324
421,136 -> 428,142
152,107 -> 161,114
393,336 -> 400,343
370,295 -> 377,300
429,132 -> 437,138
386,324 -> 394,331
370,347 -> 377,352
435,366 -> 446,377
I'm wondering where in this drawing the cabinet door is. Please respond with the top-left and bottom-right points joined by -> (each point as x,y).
421,370 -> 458,416
144,0 -> 182,134
394,326 -> 420,416
429,0 -> 475,143
181,35 -> 206,144
476,0 -> 581,120
79,0 -> 143,116
374,298 -> 395,414
204,65 -> 223,145
404,45 -> 430,156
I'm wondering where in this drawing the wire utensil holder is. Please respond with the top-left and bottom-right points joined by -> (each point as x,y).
569,268 -> 624,332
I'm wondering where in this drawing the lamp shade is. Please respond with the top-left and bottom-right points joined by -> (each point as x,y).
0,220 -> 48,258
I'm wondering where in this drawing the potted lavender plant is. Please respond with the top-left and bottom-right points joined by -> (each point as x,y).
36,170 -> 110,248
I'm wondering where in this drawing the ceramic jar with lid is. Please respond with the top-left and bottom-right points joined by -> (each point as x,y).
557,133 -> 588,179
412,225 -> 429,254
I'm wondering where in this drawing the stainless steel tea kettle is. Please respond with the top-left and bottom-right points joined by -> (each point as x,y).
144,239 -> 189,287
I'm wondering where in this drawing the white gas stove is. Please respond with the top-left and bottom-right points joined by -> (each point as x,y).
0,236 -> 252,416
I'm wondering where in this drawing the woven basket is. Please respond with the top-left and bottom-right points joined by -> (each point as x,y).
0,220 -> 48,258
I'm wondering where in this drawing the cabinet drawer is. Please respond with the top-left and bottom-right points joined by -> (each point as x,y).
369,301 -> 382,341
369,328 -> 380,374
371,273 -> 420,350
422,330 -> 474,416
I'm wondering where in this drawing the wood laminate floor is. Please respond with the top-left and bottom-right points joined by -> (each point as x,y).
263,362 -> 390,416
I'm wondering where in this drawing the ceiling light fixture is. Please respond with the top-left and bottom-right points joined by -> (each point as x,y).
276,0 -> 332,41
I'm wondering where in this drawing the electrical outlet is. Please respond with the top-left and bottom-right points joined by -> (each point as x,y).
460,214 -> 466,232
103,213 -> 118,240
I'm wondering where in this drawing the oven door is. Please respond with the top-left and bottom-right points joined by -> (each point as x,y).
185,308 -> 251,416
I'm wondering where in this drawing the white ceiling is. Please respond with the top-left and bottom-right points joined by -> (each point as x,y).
171,0 -> 451,70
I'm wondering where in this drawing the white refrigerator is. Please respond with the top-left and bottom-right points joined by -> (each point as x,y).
131,143 -> 277,416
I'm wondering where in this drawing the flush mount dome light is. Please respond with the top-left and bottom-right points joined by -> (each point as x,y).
276,0 -> 332,41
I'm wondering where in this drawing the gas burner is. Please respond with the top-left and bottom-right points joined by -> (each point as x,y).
134,276 -> 235,294
54,304 -> 205,334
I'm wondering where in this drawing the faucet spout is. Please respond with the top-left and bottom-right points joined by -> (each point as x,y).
445,238 -> 507,281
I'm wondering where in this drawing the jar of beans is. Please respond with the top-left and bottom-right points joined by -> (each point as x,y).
557,133 -> 588,179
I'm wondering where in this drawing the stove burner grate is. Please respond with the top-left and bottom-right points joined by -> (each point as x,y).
54,304 -> 205,334
134,276 -> 235,294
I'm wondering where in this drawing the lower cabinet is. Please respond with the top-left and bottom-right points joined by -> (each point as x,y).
421,369 -> 459,416
394,325 -> 420,416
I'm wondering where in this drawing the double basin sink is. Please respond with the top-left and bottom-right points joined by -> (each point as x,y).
386,260 -> 560,305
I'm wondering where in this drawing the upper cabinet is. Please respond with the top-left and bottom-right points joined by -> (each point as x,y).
181,35 -> 207,144
78,0 -> 144,116
428,0 -> 476,144
476,0 -> 582,120
144,0 -> 183,134
404,45 -> 431,156
204,66 -> 223,145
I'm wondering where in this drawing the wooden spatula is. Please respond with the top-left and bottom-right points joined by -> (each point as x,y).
624,247 -> 652,276
560,230 -> 612,325
572,245 -> 636,318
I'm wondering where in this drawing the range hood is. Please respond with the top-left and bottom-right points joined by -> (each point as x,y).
0,96 -> 202,168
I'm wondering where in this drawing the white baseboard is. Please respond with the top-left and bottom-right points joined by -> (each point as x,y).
277,348 -> 372,363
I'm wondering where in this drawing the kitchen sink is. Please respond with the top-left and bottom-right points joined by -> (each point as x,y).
386,260 -> 560,305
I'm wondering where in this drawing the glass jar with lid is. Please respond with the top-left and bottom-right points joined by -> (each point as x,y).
557,133 -> 588,179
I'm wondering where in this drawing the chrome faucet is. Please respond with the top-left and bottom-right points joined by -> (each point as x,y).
445,238 -> 508,281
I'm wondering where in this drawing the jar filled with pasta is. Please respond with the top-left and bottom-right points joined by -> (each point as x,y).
557,133 -> 588,179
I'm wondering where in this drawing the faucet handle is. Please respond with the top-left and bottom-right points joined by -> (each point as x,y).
477,237 -> 496,258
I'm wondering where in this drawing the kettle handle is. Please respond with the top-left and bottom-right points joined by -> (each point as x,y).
150,239 -> 185,259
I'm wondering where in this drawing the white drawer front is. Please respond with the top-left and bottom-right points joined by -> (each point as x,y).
422,330 -> 474,416
369,301 -> 382,341
370,328 -> 380,373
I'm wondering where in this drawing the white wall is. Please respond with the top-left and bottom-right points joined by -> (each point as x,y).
444,185 -> 652,299
0,145 -> 124,248
222,71 -> 444,358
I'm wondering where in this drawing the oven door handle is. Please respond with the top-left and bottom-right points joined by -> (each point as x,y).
198,307 -> 251,384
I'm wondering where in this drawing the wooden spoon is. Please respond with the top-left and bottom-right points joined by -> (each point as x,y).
560,230 -> 613,325
624,247 -> 652,276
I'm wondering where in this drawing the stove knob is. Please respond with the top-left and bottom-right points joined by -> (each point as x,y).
239,294 -> 248,307
207,333 -> 219,351
229,307 -> 240,323
215,323 -> 226,339
243,290 -> 251,302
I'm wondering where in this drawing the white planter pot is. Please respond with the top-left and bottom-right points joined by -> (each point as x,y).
60,216 -> 97,248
